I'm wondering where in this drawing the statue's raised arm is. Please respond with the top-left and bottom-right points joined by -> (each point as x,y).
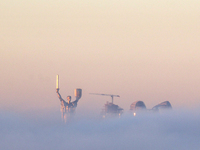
70,89 -> 82,108
56,88 -> 65,102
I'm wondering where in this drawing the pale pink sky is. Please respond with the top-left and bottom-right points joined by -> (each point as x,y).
1,0 -> 200,112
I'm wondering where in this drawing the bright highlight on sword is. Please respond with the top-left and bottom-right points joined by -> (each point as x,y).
56,74 -> 59,89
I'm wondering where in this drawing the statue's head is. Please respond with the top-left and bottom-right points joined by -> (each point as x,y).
67,96 -> 71,103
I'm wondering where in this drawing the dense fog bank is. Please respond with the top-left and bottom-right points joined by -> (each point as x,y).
0,109 -> 200,150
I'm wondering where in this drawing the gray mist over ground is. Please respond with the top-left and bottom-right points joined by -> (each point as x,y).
1,109 -> 200,150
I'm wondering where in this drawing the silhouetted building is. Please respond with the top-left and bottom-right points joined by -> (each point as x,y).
103,102 -> 123,113
90,93 -> 123,118
152,101 -> 172,110
130,101 -> 146,111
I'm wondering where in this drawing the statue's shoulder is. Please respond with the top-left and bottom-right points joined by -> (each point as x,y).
71,101 -> 77,107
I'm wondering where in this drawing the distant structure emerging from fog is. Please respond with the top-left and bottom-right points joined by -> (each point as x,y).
130,101 -> 172,116
130,101 -> 146,111
152,101 -> 172,111
90,93 -> 123,118
56,75 -> 82,122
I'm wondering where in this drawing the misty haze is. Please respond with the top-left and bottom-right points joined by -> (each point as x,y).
1,0 -> 200,149
1,109 -> 200,150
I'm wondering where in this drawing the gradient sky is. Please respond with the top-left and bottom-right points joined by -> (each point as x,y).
1,0 -> 200,112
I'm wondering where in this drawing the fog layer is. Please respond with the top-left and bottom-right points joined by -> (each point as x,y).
1,109 -> 200,150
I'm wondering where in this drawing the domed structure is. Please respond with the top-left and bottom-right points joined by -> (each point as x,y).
152,101 -> 172,110
130,101 -> 146,111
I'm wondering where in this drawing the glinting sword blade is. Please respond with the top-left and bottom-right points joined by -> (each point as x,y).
56,74 -> 59,89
